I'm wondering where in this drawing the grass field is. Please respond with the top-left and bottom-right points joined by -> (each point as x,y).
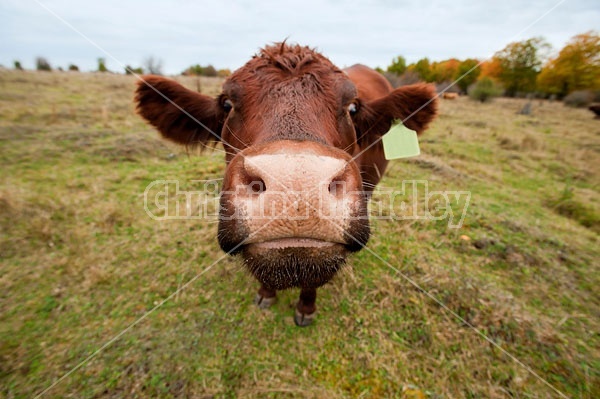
0,70 -> 598,398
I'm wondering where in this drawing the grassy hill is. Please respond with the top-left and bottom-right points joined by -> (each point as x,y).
0,70 -> 598,398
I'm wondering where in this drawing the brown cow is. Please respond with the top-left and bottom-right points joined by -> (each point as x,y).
442,92 -> 458,100
135,43 -> 437,326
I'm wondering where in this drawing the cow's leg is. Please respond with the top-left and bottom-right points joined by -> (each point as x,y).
254,284 -> 277,309
294,287 -> 317,327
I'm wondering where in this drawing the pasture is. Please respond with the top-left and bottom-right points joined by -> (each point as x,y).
0,70 -> 598,398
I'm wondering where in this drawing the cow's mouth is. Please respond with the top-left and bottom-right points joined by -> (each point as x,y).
251,238 -> 339,249
240,240 -> 350,290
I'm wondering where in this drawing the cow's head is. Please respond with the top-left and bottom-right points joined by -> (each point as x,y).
136,43 -> 437,291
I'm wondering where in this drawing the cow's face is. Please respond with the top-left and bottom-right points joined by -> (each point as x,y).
136,43 -> 437,290
218,46 -> 360,160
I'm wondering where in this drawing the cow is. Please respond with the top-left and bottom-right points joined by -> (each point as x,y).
135,43 -> 437,326
442,92 -> 458,100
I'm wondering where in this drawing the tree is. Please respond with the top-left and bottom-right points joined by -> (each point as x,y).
36,57 -> 52,71
97,57 -> 108,72
387,55 -> 407,76
537,31 -> 600,97
494,37 -> 550,96
202,64 -> 217,77
454,58 -> 481,93
468,77 -> 503,102
143,56 -> 164,75
536,61 -> 562,97
408,57 -> 432,82
182,64 -> 222,77
14,60 -> 23,71
430,58 -> 460,83
183,64 -> 202,76
479,57 -> 503,80
68,64 -> 79,71
125,65 -> 144,75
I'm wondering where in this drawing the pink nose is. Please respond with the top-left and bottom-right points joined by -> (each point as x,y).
233,145 -> 358,198
218,140 -> 369,253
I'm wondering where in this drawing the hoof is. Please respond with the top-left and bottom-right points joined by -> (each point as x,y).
294,309 -> 315,327
254,293 -> 277,309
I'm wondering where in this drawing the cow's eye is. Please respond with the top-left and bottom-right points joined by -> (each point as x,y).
348,102 -> 358,116
223,99 -> 234,113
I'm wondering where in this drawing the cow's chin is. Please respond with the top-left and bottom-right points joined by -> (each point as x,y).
241,239 -> 349,290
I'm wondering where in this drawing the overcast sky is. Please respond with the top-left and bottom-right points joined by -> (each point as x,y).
1,0 -> 598,74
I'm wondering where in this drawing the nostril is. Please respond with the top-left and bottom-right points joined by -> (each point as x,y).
328,176 -> 347,198
239,158 -> 266,195
248,176 -> 266,194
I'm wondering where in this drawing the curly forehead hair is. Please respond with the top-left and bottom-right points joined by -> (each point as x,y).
224,42 -> 343,82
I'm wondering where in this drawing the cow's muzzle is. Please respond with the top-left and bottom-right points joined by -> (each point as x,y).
217,140 -> 370,288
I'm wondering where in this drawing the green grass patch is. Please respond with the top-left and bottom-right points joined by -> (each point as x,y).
0,71 -> 598,398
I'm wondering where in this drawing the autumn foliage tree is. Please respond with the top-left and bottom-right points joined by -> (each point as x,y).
494,37 -> 550,96
384,31 -> 596,98
537,31 -> 600,97
429,58 -> 480,93
430,58 -> 460,83
454,58 -> 481,93
479,57 -> 503,80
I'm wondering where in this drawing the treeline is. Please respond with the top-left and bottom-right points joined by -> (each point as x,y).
14,57 -> 83,73
181,64 -> 231,77
12,56 -> 231,78
14,56 -> 155,75
381,31 -> 599,105
11,31 -> 598,105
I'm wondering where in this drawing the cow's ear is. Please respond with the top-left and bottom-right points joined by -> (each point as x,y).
354,83 -> 438,144
135,75 -> 224,147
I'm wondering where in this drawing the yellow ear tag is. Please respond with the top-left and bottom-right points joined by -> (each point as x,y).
381,121 -> 420,160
